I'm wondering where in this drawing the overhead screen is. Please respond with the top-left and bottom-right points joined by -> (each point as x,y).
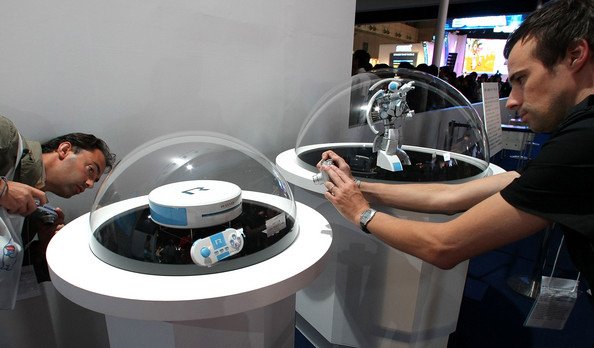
445,14 -> 526,76
463,38 -> 508,75
445,14 -> 526,33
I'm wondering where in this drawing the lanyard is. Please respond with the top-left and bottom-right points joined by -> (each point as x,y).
547,234 -> 581,290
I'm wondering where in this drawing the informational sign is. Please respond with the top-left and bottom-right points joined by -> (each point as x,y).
525,276 -> 579,330
481,82 -> 503,156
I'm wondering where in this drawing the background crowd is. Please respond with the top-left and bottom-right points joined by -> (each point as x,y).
370,60 -> 512,103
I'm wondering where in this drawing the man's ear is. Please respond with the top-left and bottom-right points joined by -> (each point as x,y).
567,39 -> 589,71
56,142 -> 73,160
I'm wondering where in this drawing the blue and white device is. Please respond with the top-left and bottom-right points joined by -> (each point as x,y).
148,180 -> 242,229
190,228 -> 245,267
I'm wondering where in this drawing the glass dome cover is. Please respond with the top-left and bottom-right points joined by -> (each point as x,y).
296,68 -> 490,183
89,132 -> 298,276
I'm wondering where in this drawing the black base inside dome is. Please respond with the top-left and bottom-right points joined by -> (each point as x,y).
90,200 -> 296,276
298,146 -> 484,182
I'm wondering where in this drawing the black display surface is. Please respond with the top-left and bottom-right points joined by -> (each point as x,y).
298,146 -> 483,182
90,200 -> 296,276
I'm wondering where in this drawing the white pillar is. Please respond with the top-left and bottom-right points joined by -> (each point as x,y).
432,0 -> 450,66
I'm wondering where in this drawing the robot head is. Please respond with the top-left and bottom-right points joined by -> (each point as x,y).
388,81 -> 399,92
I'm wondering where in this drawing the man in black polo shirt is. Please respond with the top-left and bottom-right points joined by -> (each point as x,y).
319,0 -> 594,291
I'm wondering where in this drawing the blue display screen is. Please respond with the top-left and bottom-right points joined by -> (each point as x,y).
445,14 -> 525,32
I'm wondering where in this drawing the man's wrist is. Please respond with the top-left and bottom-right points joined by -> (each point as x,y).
359,208 -> 377,234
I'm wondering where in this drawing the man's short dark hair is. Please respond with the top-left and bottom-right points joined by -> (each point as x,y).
41,133 -> 116,172
503,0 -> 594,68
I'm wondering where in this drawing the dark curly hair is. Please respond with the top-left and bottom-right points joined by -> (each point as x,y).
41,133 -> 116,172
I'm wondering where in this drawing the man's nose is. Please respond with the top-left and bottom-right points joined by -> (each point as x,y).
506,88 -> 520,111
85,178 -> 95,188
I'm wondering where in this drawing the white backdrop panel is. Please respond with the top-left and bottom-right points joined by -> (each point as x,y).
0,0 -> 355,220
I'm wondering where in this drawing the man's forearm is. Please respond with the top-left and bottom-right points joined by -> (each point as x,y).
359,171 -> 519,214
364,190 -> 548,269
360,181 -> 457,213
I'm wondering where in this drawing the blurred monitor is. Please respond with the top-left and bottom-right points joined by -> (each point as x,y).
390,52 -> 417,68
463,38 -> 508,76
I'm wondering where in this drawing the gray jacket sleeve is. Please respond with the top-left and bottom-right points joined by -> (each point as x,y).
0,115 -> 21,177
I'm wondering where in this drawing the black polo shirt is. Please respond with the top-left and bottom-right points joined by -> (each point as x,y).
500,95 -> 594,289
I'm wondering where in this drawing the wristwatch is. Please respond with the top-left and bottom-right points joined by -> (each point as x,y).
359,208 -> 377,234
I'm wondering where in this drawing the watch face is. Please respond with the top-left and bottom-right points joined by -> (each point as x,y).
361,209 -> 375,224
359,209 -> 375,234
362,210 -> 372,220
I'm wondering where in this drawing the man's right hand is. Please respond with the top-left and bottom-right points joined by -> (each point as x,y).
319,150 -> 355,181
0,180 -> 47,216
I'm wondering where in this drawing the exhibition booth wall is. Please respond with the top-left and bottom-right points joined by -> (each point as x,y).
0,0 -> 356,221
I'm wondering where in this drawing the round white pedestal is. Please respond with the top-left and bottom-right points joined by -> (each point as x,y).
47,197 -> 332,348
277,147 -> 505,348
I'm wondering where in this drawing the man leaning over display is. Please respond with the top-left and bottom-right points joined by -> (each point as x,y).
318,0 -> 594,293
0,115 -> 115,309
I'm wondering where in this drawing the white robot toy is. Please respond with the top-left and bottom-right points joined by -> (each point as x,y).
365,79 -> 415,172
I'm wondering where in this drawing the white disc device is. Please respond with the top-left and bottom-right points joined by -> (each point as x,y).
148,180 -> 242,228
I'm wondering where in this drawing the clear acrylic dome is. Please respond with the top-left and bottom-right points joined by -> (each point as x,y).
89,132 -> 298,275
296,68 -> 490,182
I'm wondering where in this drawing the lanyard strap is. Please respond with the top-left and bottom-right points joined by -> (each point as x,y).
548,234 -> 581,292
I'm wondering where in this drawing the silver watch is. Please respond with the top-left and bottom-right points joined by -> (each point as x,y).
359,208 -> 377,234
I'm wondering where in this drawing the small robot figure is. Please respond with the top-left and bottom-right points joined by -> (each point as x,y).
365,79 -> 415,171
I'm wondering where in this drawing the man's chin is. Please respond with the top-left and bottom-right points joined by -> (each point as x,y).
527,123 -> 550,133
56,192 -> 75,199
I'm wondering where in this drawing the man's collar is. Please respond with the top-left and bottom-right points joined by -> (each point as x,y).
567,94 -> 594,116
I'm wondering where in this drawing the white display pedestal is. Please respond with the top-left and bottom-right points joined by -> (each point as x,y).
104,295 -> 295,348
47,199 -> 332,348
277,147 -> 505,348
